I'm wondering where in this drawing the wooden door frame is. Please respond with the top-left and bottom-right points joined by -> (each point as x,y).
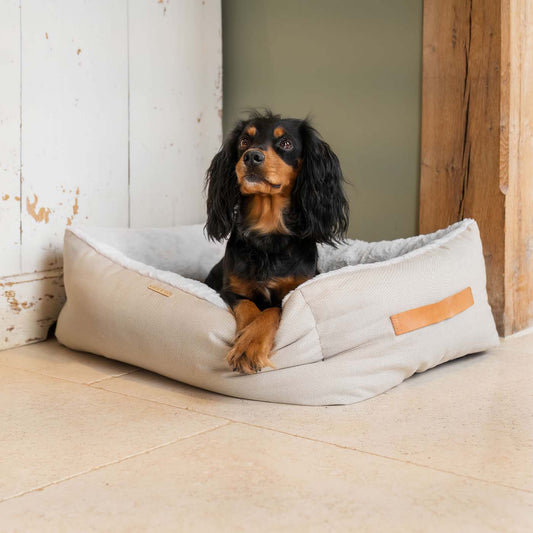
420,0 -> 533,336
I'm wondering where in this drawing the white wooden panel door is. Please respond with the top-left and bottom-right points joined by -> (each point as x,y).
21,0 -> 129,273
129,0 -> 222,227
0,1 -> 21,276
0,0 -> 222,350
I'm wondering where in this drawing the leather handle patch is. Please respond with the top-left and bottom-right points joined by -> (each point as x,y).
390,287 -> 474,336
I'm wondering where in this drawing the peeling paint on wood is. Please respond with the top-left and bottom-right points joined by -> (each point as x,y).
0,0 -> 22,275
1,0 -> 221,349
26,194 -> 52,223
0,270 -> 65,351
129,0 -> 221,227
19,2 -> 132,274
66,188 -> 80,226
157,0 -> 169,16
3,291 -> 22,314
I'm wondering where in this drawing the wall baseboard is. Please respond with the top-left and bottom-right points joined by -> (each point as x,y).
0,269 -> 65,351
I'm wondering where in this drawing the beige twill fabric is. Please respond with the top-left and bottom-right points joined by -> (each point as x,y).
56,221 -> 499,405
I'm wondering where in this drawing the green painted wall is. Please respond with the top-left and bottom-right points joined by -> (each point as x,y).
222,0 -> 422,240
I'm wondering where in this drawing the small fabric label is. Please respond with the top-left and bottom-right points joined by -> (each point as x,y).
147,284 -> 172,297
390,287 -> 474,335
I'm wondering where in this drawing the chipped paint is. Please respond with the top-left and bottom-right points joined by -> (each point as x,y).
1,270 -> 65,350
157,0 -> 169,15
0,271 -> 62,287
4,290 -> 22,314
66,188 -> 80,226
26,194 -> 51,223
2,194 -> 9,201
1,0 -> 220,351
215,66 -> 222,90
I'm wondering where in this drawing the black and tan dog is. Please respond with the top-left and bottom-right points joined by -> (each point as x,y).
205,110 -> 349,374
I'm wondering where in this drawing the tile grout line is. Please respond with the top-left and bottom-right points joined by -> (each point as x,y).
0,363 -> 229,426
3,351 -> 532,496
88,383 -> 533,496
213,421 -> 533,496
238,422 -> 533,495
0,421 -> 231,505
0,360 -> 141,387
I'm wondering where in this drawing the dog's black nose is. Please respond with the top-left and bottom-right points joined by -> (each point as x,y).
243,150 -> 265,167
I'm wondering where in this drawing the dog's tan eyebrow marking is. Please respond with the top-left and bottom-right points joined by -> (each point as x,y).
273,126 -> 285,138
246,126 -> 257,137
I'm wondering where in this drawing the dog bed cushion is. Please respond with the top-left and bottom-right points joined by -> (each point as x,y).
55,219 -> 499,405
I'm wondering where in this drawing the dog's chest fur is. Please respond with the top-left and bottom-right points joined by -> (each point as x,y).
224,231 -> 318,308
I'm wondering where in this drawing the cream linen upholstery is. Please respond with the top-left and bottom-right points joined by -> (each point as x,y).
56,219 -> 499,405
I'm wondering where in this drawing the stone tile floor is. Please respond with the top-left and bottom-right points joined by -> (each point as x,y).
1,333 -> 532,532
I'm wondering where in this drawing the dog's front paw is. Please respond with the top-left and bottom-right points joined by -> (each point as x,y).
226,326 -> 275,374
226,308 -> 280,374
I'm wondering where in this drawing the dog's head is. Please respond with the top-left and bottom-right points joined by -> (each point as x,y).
205,110 -> 349,244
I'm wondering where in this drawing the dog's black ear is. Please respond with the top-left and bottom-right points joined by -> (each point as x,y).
290,121 -> 349,244
204,121 -> 244,241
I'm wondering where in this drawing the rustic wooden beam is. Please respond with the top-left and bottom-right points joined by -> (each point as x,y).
421,0 -> 533,335
501,0 -> 533,335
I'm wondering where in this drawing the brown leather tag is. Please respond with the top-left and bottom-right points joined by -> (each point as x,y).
390,287 -> 474,335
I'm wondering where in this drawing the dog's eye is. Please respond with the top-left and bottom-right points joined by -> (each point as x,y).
239,138 -> 250,150
279,137 -> 293,151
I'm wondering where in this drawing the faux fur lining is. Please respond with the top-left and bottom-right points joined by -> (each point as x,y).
67,225 -> 227,308
66,219 -> 475,310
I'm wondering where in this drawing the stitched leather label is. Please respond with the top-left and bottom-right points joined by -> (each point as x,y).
390,287 -> 474,335
147,284 -> 172,297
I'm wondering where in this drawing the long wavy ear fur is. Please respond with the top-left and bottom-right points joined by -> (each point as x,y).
290,121 -> 349,244
204,121 -> 244,241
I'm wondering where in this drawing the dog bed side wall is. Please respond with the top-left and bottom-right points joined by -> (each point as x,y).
56,220 -> 499,405
295,220 -> 499,398
56,230 -> 326,403
56,231 -> 235,384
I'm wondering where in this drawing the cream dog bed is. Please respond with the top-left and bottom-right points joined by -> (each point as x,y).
55,219 -> 499,405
